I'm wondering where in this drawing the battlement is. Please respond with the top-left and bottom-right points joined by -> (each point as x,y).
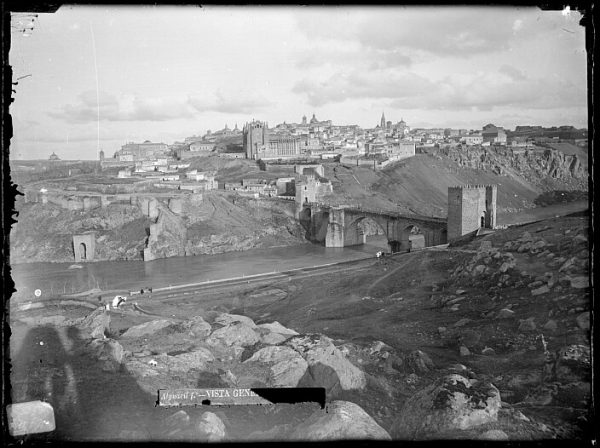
449,184 -> 497,191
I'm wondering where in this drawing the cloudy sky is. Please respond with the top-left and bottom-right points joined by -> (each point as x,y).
10,5 -> 587,160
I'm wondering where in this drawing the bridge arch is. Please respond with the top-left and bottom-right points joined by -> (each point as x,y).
399,224 -> 425,252
304,203 -> 448,250
344,215 -> 388,247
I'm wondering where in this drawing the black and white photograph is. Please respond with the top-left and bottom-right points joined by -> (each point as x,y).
4,4 -> 592,443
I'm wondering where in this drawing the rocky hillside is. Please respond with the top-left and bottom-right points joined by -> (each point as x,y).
10,201 -> 152,263
10,193 -> 306,264
325,150 -> 587,219
9,212 -> 591,441
145,194 -> 305,260
441,146 -> 587,189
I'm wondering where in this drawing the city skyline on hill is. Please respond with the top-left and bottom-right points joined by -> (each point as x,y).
9,6 -> 588,160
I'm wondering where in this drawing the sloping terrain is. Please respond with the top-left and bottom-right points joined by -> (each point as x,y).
544,143 -> 587,161
10,213 -> 591,441
325,152 -> 587,220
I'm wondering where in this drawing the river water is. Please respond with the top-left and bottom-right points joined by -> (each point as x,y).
10,237 -> 389,300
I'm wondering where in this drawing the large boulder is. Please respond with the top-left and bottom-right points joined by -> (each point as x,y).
552,345 -> 591,383
77,307 -> 110,339
207,321 -> 260,348
289,401 -> 391,441
168,348 -> 215,372
120,319 -> 175,339
86,338 -> 124,372
214,313 -> 257,329
261,332 -> 290,345
575,312 -> 590,331
391,374 -> 501,439
185,316 -> 212,338
286,334 -> 366,392
257,321 -> 299,335
244,345 -> 308,387
195,412 -> 227,441
405,350 -> 435,374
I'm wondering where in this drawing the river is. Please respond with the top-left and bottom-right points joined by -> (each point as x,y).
10,237 -> 389,300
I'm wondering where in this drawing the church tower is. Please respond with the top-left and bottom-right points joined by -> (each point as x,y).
380,111 -> 386,129
243,121 -> 268,160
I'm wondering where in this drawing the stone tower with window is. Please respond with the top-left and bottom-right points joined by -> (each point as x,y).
447,185 -> 497,241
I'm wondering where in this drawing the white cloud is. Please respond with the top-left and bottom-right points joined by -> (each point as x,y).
293,65 -> 586,113
49,91 -> 196,123
50,88 -> 274,123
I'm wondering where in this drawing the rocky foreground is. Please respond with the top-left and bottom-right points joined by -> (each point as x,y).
9,213 -> 591,441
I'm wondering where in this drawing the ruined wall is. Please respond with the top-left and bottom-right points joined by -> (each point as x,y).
143,199 -> 187,261
294,164 -> 324,177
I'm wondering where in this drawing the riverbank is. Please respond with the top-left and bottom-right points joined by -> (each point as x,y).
10,236 -> 390,302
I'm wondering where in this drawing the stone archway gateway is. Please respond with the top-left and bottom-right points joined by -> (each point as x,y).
73,233 -> 95,262
79,242 -> 87,260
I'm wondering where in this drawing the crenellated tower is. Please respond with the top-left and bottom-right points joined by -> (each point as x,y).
242,120 -> 268,160
447,184 -> 497,240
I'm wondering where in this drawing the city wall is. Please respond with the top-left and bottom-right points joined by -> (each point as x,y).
25,188 -> 202,214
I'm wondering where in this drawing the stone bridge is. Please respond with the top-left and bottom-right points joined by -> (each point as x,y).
299,203 -> 447,252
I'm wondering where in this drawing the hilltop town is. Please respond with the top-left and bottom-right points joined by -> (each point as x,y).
8,114 -> 590,442
11,114 -> 588,266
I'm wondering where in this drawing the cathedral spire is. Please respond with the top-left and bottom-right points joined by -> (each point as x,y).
380,111 -> 386,129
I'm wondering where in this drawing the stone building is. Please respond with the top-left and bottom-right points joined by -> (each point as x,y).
447,185 -> 497,241
243,120 -> 269,159
243,120 -> 302,160
482,124 -> 507,144
295,174 -> 333,209
115,141 -> 168,162
189,141 -> 215,153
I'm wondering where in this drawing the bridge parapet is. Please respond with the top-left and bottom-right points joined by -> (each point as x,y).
306,202 -> 446,225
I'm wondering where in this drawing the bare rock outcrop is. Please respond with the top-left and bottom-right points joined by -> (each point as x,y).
286,334 -> 366,392
120,319 -> 176,339
77,307 -> 110,339
289,401 -> 391,441
243,345 -> 308,387
86,338 -> 124,372
391,374 -> 501,439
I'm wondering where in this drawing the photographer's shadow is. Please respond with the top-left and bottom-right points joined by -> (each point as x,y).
11,324 -> 161,441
